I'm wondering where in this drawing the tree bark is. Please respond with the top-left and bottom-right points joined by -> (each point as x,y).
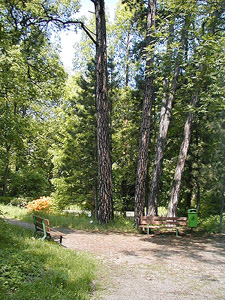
134,0 -> 156,226
94,179 -> 98,221
167,95 -> 198,217
125,29 -> 130,88
93,0 -> 113,223
147,13 -> 190,215
148,64 -> 180,216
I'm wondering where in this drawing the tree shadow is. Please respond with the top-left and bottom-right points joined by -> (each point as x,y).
139,233 -> 225,265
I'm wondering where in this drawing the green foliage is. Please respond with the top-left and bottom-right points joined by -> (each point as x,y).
0,222 -> 97,300
10,197 -> 32,208
198,214 -> 225,234
9,168 -> 50,198
0,0 -> 224,220
0,0 -> 71,199
112,87 -> 142,212
0,197 -> 13,205
0,197 -> 32,207
50,64 -> 98,210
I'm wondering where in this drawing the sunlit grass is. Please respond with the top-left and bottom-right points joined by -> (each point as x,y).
2,203 -> 223,234
0,204 -> 137,233
0,219 -> 97,300
0,204 -> 32,221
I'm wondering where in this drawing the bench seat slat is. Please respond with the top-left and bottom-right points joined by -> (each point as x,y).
139,215 -> 188,236
140,225 -> 181,229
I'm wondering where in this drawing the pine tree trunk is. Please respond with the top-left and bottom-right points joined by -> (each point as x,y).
125,29 -> 130,88
134,0 -> 156,226
148,65 -> 180,215
167,95 -> 198,217
94,0 -> 113,223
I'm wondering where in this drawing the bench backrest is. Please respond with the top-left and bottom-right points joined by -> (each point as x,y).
140,215 -> 187,226
33,215 -> 51,233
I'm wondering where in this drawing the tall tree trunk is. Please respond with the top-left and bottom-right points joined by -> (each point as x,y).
94,178 -> 98,221
134,0 -> 156,226
147,13 -> 190,215
167,95 -> 198,217
125,29 -> 130,88
148,64 -> 180,215
93,0 -> 113,223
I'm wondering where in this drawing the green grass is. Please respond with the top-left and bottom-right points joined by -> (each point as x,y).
2,203 -> 223,234
0,218 -> 97,300
0,204 -> 137,233
0,204 -> 33,222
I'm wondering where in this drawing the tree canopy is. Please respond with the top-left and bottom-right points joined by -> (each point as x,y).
0,0 -> 224,225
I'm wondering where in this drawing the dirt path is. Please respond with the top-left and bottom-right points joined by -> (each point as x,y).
7,219 -> 225,300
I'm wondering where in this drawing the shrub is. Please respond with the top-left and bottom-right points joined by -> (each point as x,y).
27,197 -> 53,214
9,168 -> 50,198
199,214 -> 225,233
0,197 -> 12,205
10,197 -> 32,207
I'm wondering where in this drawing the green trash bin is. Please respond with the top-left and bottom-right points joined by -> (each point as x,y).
188,209 -> 198,228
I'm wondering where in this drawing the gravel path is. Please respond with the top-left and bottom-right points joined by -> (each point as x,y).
7,219 -> 225,300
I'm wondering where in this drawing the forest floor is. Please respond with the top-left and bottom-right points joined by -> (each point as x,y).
7,219 -> 225,300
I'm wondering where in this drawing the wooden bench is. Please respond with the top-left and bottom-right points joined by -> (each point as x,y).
33,215 -> 63,244
139,215 -> 188,237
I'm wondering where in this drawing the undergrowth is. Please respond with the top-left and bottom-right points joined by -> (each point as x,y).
0,219 -> 97,300
0,204 -> 136,233
198,214 -> 225,233
1,204 -> 224,234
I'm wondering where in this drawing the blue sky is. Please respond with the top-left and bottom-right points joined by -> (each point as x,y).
60,0 -> 119,73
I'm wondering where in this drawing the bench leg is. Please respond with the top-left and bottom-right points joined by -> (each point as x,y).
34,227 -> 37,237
41,232 -> 47,241
176,229 -> 179,237
60,236 -> 62,245
41,221 -> 47,241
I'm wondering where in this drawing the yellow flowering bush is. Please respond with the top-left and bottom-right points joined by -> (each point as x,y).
27,196 -> 53,213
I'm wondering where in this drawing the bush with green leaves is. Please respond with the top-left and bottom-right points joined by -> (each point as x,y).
10,197 -> 32,207
0,197 -> 12,205
9,168 -> 50,198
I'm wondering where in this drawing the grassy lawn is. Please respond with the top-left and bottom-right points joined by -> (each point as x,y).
0,218 -> 97,300
0,204 -> 137,233
1,203 -> 224,234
